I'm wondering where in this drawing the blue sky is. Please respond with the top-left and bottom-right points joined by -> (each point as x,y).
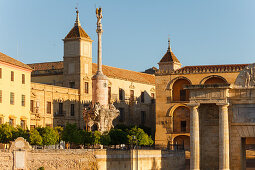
0,0 -> 254,72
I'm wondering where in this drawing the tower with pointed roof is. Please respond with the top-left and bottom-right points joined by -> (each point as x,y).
63,9 -> 93,102
158,38 -> 181,72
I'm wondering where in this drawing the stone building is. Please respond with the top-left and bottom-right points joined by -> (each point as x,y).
155,39 -> 255,169
0,52 -> 32,128
27,10 -> 155,132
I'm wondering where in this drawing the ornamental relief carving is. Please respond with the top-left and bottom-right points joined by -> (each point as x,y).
235,63 -> 255,87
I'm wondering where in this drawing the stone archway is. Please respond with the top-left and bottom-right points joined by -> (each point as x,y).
173,135 -> 190,151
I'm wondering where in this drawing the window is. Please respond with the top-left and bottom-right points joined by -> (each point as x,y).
70,104 -> 75,116
20,120 -> 25,129
119,108 -> 125,122
30,100 -> 34,112
0,68 -> 2,79
21,95 -> 25,106
119,88 -> 124,101
85,82 -> 89,93
47,102 -> 51,114
130,90 -> 134,102
22,74 -> 25,84
9,119 -> 14,126
167,97 -> 171,103
108,87 -> 111,104
0,90 -> 2,103
181,121 -> 186,132
141,92 -> 145,103
180,90 -> 187,101
59,103 -> 63,115
69,82 -> 75,88
10,92 -> 14,105
11,71 -> 14,81
141,111 -> 146,125
151,93 -> 155,103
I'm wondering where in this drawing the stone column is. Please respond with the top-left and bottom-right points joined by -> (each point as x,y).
217,103 -> 230,170
188,103 -> 200,170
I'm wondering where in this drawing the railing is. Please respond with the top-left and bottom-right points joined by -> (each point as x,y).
54,111 -> 66,117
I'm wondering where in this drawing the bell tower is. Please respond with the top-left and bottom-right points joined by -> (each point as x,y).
63,9 -> 93,102
158,38 -> 181,72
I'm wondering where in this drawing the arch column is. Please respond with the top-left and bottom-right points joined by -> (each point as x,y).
217,103 -> 230,170
187,103 -> 200,170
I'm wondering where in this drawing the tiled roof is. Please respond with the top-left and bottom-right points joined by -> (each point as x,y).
0,52 -> 32,70
65,26 -> 91,39
159,50 -> 180,63
28,61 -> 155,85
28,61 -> 63,70
174,64 -> 249,74
92,63 -> 155,85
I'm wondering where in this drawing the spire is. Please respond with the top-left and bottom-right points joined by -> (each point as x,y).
167,36 -> 172,52
75,8 -> 81,26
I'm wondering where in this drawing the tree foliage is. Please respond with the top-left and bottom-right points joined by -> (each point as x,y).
127,126 -> 153,146
29,129 -> 43,146
0,124 -> 13,144
109,129 -> 128,145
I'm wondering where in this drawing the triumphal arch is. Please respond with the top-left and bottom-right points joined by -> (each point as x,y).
155,40 -> 255,169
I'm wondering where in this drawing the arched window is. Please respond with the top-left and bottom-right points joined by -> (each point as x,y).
173,106 -> 190,133
172,79 -> 191,101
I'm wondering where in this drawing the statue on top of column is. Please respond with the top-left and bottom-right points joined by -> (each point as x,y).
96,8 -> 103,27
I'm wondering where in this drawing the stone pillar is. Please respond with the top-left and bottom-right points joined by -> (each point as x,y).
188,103 -> 200,170
217,103 -> 230,170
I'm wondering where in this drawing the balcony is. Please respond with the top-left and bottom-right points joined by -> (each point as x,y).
54,111 -> 66,117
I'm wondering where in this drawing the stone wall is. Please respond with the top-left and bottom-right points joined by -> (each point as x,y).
1,137 -> 185,170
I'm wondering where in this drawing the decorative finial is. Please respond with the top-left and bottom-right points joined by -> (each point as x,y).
168,36 -> 172,52
75,7 -> 81,26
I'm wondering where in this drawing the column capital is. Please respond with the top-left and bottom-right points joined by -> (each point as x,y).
216,103 -> 229,106
187,103 -> 200,109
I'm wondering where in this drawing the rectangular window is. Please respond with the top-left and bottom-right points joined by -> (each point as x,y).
21,95 -> 25,106
70,104 -> 75,116
47,102 -> 51,114
69,82 -> 75,88
22,74 -> 25,84
85,82 -> 89,93
59,103 -> 63,115
10,92 -> 14,105
30,100 -> 34,112
20,120 -> 25,129
141,111 -> 146,125
0,90 -> 2,103
180,90 -> 186,101
130,90 -> 134,102
11,71 -> 14,81
108,87 -> 111,104
9,119 -> 14,126
119,108 -> 125,122
0,68 -> 2,79
181,121 -> 186,132
119,88 -> 124,101
141,92 -> 145,103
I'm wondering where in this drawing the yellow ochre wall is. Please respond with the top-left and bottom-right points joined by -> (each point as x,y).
0,61 -> 31,129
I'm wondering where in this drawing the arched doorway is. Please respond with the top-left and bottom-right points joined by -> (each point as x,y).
203,76 -> 228,84
172,79 -> 191,101
173,135 -> 190,151
173,106 -> 190,133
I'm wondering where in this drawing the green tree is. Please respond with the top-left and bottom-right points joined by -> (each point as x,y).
83,131 -> 94,146
0,124 -> 13,144
12,126 -> 29,141
109,129 -> 128,145
100,133 -> 111,146
29,129 -> 43,146
36,127 -> 58,146
54,126 -> 63,143
127,126 -> 153,146
62,123 -> 83,145
93,131 -> 101,145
